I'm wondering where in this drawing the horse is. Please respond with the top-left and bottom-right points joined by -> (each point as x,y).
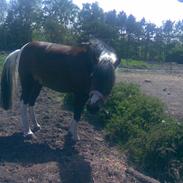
0,38 -> 119,141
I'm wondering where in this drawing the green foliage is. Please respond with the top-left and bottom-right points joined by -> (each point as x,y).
166,45 -> 183,63
0,0 -> 7,23
4,0 -> 41,49
97,82 -> 183,182
141,122 -> 183,182
120,59 -> 150,69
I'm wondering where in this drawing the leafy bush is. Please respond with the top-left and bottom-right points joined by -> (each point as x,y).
100,83 -> 165,141
98,82 -> 183,182
141,122 -> 183,183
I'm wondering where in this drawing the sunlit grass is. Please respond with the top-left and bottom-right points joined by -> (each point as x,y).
120,59 -> 151,69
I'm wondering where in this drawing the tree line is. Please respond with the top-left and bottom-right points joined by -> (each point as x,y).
1,0 -> 183,63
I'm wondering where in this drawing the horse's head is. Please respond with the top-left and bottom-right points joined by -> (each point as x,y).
86,60 -> 116,113
86,38 -> 120,113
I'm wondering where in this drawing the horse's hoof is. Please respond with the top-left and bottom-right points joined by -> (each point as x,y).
24,133 -> 37,140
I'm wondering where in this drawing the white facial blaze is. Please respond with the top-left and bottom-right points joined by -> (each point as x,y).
99,51 -> 117,64
90,94 -> 101,104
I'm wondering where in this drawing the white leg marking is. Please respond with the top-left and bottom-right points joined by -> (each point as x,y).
29,106 -> 41,131
20,101 -> 33,136
69,119 -> 79,141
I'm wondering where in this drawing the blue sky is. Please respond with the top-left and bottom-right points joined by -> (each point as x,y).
73,0 -> 183,26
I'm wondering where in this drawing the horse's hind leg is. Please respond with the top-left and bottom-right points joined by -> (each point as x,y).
20,76 -> 42,137
29,106 -> 41,132
20,100 -> 34,137
28,82 -> 42,132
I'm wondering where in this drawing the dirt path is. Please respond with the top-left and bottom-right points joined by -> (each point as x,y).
117,70 -> 183,120
1,88 -> 148,183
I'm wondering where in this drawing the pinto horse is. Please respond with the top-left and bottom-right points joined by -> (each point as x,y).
0,39 -> 119,141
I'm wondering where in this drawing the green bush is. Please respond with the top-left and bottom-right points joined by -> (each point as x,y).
100,83 -> 165,141
98,82 -> 183,182
63,82 -> 183,182
141,122 -> 183,182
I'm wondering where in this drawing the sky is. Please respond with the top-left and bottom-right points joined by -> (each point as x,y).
73,0 -> 183,26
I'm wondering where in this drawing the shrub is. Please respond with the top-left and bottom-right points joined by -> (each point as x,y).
63,82 -> 183,182
98,82 -> 183,182
142,122 -> 183,182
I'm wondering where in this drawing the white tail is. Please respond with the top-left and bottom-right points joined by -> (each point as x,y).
0,49 -> 21,110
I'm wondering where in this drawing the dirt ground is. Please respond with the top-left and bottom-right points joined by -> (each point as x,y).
117,69 -> 183,120
0,86 -> 148,183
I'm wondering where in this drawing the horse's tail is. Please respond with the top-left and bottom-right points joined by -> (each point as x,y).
0,49 -> 21,110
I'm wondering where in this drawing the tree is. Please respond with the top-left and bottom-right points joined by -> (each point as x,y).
5,0 -> 41,49
77,2 -> 105,41
42,0 -> 79,43
0,0 -> 7,24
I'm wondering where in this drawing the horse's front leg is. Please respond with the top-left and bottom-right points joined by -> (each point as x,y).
69,93 -> 88,141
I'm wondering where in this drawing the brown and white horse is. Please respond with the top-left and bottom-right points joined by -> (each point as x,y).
0,38 -> 119,141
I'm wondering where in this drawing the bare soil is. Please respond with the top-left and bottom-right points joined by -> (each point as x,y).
0,87 -> 146,183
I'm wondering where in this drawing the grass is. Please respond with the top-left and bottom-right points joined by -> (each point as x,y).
0,53 -> 7,72
120,59 -> 151,69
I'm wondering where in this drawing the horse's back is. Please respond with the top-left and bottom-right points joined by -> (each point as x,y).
18,41 -> 92,93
